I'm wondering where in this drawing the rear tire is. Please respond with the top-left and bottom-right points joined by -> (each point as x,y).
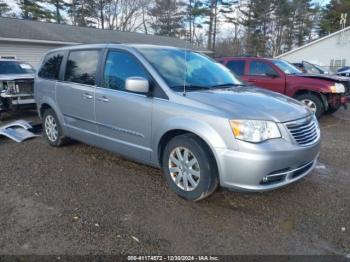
296,93 -> 324,119
162,134 -> 218,201
43,108 -> 67,147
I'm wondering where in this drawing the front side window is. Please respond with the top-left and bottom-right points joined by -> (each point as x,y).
249,61 -> 279,76
226,60 -> 246,76
0,61 -> 35,74
38,51 -> 64,80
65,50 -> 100,85
103,51 -> 148,91
137,47 -> 242,91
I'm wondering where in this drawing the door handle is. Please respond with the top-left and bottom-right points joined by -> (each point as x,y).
247,80 -> 256,83
83,93 -> 93,99
97,96 -> 109,102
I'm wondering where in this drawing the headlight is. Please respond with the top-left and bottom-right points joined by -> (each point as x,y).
229,120 -> 281,143
330,83 -> 345,93
5,81 -> 16,94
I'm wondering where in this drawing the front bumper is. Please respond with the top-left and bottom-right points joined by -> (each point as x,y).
0,93 -> 35,106
215,137 -> 321,192
328,93 -> 347,108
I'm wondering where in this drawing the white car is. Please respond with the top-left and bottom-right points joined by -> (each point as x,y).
0,59 -> 36,119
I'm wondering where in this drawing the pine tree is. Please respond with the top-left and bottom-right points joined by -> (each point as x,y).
17,0 -> 53,20
319,0 -> 350,36
239,0 -> 275,56
0,0 -> 11,16
149,0 -> 185,37
67,0 -> 97,27
47,0 -> 68,24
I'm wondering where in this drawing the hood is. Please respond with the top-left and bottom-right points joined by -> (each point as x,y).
296,73 -> 350,83
186,86 -> 312,123
0,74 -> 35,81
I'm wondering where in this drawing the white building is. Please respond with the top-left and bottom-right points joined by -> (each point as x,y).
276,26 -> 350,71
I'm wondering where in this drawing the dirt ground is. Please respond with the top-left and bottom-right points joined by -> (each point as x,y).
0,109 -> 349,256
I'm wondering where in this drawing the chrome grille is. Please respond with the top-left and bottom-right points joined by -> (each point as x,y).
286,116 -> 320,146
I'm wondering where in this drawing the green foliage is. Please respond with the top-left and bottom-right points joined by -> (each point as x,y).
7,0 -> 347,57
230,0 -> 319,57
17,0 -> 53,20
47,0 -> 68,24
239,0 -> 275,56
319,0 -> 350,35
66,0 -> 97,27
0,1 -> 11,16
149,0 -> 186,37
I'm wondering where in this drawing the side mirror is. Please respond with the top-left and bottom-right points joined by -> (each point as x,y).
266,72 -> 279,78
125,77 -> 149,94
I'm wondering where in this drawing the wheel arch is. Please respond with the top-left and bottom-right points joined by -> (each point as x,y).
157,129 -> 221,183
40,103 -> 52,117
293,89 -> 329,111
38,98 -> 65,127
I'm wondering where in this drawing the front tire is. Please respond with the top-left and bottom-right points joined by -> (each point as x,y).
162,134 -> 218,201
296,93 -> 324,119
43,108 -> 67,147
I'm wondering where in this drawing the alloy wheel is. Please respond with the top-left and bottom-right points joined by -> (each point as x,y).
301,99 -> 317,113
45,115 -> 58,142
168,147 -> 200,191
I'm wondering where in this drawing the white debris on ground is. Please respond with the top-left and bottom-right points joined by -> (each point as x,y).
0,120 -> 38,143
315,162 -> 331,176
131,236 -> 140,242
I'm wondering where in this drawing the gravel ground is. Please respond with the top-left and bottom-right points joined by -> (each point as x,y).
0,109 -> 349,256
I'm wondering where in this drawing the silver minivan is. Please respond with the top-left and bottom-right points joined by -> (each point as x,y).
34,44 -> 321,201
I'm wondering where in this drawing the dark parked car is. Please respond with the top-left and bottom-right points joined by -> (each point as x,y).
292,61 -> 331,75
217,57 -> 349,118
0,59 -> 35,119
337,66 -> 350,77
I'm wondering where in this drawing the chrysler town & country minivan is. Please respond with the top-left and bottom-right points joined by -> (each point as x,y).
34,44 -> 321,201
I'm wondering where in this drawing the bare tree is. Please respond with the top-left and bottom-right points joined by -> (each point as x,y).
104,0 -> 146,32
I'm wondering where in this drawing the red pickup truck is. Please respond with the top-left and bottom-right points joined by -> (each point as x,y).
217,57 -> 349,118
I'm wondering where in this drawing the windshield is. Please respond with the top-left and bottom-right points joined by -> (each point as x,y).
0,61 -> 35,74
272,60 -> 301,75
137,47 -> 242,91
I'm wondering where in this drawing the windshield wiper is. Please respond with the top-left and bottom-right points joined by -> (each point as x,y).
171,85 -> 211,91
211,83 -> 243,88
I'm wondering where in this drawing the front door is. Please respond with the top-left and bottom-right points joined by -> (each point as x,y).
246,60 -> 285,94
56,49 -> 101,140
95,49 -> 153,163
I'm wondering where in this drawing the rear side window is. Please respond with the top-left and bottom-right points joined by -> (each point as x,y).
249,61 -> 277,76
65,50 -> 100,85
103,50 -> 148,91
226,60 -> 245,76
38,52 -> 64,79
